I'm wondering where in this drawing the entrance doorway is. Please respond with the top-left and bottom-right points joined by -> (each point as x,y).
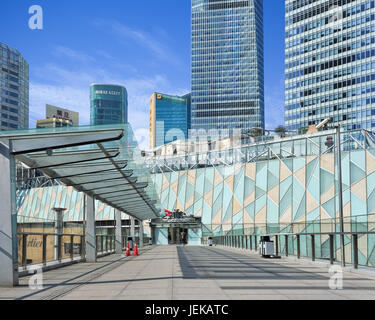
168,227 -> 188,245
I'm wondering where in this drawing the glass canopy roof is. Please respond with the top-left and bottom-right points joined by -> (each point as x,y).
0,124 -> 161,221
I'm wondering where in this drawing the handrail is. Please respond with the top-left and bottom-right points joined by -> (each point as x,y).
18,231 -> 82,236
209,230 -> 375,270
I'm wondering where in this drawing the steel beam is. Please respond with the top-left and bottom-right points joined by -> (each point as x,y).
9,130 -> 124,155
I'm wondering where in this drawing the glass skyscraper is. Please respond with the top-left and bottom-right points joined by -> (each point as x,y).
90,84 -> 128,125
285,0 -> 375,132
149,92 -> 191,149
0,42 -> 29,130
191,0 -> 264,133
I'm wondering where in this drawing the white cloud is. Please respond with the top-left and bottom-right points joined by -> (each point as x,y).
133,127 -> 150,151
29,83 -> 91,125
93,20 -> 182,67
53,45 -> 95,62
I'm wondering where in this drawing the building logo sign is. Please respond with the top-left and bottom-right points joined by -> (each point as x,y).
95,90 -> 121,96
157,94 -> 162,100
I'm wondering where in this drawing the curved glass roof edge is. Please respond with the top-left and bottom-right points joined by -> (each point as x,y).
4,124 -> 161,220
145,129 -> 375,173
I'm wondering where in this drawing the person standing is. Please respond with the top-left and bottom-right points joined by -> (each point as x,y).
181,231 -> 187,246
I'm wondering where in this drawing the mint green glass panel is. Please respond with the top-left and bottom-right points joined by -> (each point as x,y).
367,172 -> 375,213
267,161 -> 279,190
177,173 -> 187,209
256,162 -> 267,197
234,165 -> 245,204
204,168 -> 214,195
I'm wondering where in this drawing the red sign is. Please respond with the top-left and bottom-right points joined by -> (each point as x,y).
164,209 -> 172,216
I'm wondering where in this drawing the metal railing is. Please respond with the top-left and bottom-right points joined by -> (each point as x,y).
207,231 -> 375,269
96,235 -> 116,255
121,235 -> 151,249
18,232 -> 85,268
17,231 -> 151,270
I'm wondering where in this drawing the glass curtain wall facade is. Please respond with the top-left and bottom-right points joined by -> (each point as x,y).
285,0 -> 375,132
90,84 -> 128,125
149,92 -> 191,149
191,0 -> 265,133
0,42 -> 29,130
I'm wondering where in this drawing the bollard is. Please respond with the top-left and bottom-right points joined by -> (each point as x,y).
80,235 -> 85,259
275,235 -> 279,256
22,234 -> 27,267
329,234 -> 334,265
297,234 -> 300,259
285,235 -> 288,257
70,235 -> 74,260
57,235 -> 62,262
311,235 -> 315,261
353,234 -> 358,269
42,234 -> 47,266
95,236 -> 98,254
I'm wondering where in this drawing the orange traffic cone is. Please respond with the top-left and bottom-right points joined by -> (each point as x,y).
133,241 -> 139,256
125,241 -> 131,256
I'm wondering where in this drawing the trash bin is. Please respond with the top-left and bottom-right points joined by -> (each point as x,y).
127,236 -> 134,250
148,238 -> 152,245
208,237 -> 213,246
259,235 -> 275,257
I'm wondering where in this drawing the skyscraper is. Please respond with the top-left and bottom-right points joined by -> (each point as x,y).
191,0 -> 264,134
285,0 -> 375,132
149,92 -> 191,149
0,42 -> 29,130
90,84 -> 128,125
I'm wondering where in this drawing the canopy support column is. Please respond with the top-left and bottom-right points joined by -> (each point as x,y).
115,210 -> 122,254
0,142 -> 18,287
139,220 -> 144,248
130,217 -> 135,240
85,195 -> 96,262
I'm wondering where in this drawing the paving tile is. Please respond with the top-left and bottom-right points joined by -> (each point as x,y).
2,246 -> 375,300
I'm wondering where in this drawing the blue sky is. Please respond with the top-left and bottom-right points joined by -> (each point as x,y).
0,0 -> 284,149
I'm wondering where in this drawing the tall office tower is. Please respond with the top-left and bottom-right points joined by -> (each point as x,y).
285,0 -> 375,133
0,42 -> 29,130
191,0 -> 264,134
90,84 -> 128,125
149,92 -> 191,149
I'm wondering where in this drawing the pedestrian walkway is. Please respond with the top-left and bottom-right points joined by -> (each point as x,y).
1,245 -> 375,300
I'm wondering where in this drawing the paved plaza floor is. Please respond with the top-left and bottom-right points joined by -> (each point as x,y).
1,245 -> 375,300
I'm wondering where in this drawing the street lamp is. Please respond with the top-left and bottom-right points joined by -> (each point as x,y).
318,118 -> 345,267
335,123 -> 346,268
52,207 -> 66,261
